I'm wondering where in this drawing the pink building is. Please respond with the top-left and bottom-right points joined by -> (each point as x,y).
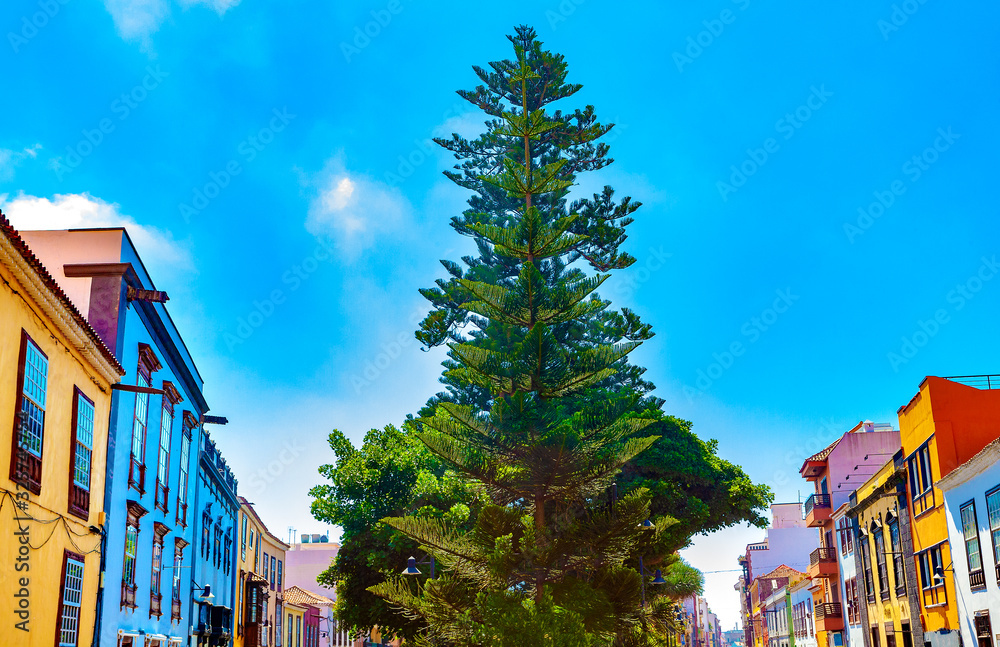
285,535 -> 354,646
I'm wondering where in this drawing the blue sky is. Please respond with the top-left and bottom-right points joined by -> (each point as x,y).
3,0 -> 998,629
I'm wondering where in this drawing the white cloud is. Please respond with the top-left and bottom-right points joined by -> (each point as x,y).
306,156 -> 412,261
104,0 -> 170,43
0,144 -> 43,182
104,0 -> 240,44
0,192 -> 193,274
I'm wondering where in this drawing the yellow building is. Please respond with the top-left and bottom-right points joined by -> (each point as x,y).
0,214 -> 124,646
897,376 -> 1000,647
847,457 -> 921,647
235,496 -> 290,647
284,601 -> 306,647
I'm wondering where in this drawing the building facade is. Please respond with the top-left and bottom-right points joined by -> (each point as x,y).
235,498 -> 289,647
832,504 -> 863,647
897,376 -> 1000,647
791,578 -> 817,647
846,455 -> 921,647
937,433 -> 1000,647
800,421 -> 901,647
0,215 -> 124,647
739,504 -> 819,647
20,227 -> 212,646
285,536 -> 353,647
191,430 -> 240,646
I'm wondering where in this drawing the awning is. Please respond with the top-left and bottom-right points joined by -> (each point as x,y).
167,638 -> 184,646
118,630 -> 140,647
145,634 -> 168,646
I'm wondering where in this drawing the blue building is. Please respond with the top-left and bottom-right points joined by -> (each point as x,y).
190,429 -> 239,646
20,228 -> 217,647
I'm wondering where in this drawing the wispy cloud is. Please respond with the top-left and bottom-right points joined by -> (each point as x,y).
0,144 -> 43,182
104,0 -> 240,45
305,155 -> 412,261
0,192 -> 193,275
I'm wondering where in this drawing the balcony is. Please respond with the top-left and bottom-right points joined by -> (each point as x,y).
805,494 -> 832,527
808,547 -> 840,579
970,569 -> 987,590
815,602 -> 843,632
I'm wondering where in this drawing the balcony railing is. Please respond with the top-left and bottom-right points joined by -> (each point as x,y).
121,582 -> 137,609
172,596 -> 182,622
805,494 -> 832,516
815,602 -> 842,620
150,592 -> 162,618
810,547 -> 837,565
943,374 -> 1000,389
970,569 -> 987,590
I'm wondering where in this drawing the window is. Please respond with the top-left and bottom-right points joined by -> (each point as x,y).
121,501 -> 147,609
962,501 -> 985,587
224,533 -> 233,575
874,527 -> 889,596
242,516 -> 248,560
917,545 -> 947,606
10,332 -> 47,493
155,398 -> 174,512
908,444 -> 935,514
987,487 -> 1000,584
975,612 -> 993,647
888,519 -> 905,590
861,534 -> 875,601
288,614 -> 294,647
296,615 -> 302,647
263,599 -> 270,646
214,524 -> 222,568
57,552 -> 85,647
276,604 -> 283,647
172,538 -> 187,622
151,523 -> 169,618
202,511 -> 212,559
176,414 -> 194,527
271,555 -> 276,589
277,559 -> 283,591
68,389 -> 95,519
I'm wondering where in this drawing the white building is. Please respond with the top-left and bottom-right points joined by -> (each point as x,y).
790,578 -> 817,647
937,437 -> 1000,647
764,586 -> 791,647
833,503 -> 863,647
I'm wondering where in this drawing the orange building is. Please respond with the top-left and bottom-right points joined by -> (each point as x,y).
897,376 -> 1000,647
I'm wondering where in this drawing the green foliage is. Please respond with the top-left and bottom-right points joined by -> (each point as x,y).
310,24 -> 772,646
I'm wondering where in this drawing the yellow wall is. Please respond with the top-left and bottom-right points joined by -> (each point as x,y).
897,387 -> 959,633
856,462 -> 914,647
234,502 -> 289,647
285,604 -> 305,647
0,252 -> 116,646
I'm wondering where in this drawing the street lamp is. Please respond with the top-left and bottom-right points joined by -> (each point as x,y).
639,556 -> 666,609
401,555 -> 436,579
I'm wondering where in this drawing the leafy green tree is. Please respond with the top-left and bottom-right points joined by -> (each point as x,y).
310,25 -> 771,645
367,32 -> 675,646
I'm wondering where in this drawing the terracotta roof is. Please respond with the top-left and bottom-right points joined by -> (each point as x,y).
283,586 -> 334,607
0,212 -> 124,375
805,437 -> 840,463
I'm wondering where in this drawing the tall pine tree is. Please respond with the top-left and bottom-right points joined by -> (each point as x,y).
369,29 -> 676,646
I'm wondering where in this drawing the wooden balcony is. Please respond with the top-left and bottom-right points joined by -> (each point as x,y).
815,602 -> 843,632
121,582 -> 137,610
172,596 -> 182,622
805,494 -> 832,527
808,547 -> 840,579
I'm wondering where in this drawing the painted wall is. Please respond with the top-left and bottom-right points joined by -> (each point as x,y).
235,500 -> 288,647
0,234 -> 119,647
791,581 -> 817,647
941,454 -> 1000,647
20,228 -> 207,645
832,506 -> 863,647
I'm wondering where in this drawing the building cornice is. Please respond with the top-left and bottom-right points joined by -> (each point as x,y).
937,437 -> 1000,492
0,215 -> 124,384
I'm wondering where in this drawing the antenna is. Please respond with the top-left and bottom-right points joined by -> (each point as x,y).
288,526 -> 296,545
